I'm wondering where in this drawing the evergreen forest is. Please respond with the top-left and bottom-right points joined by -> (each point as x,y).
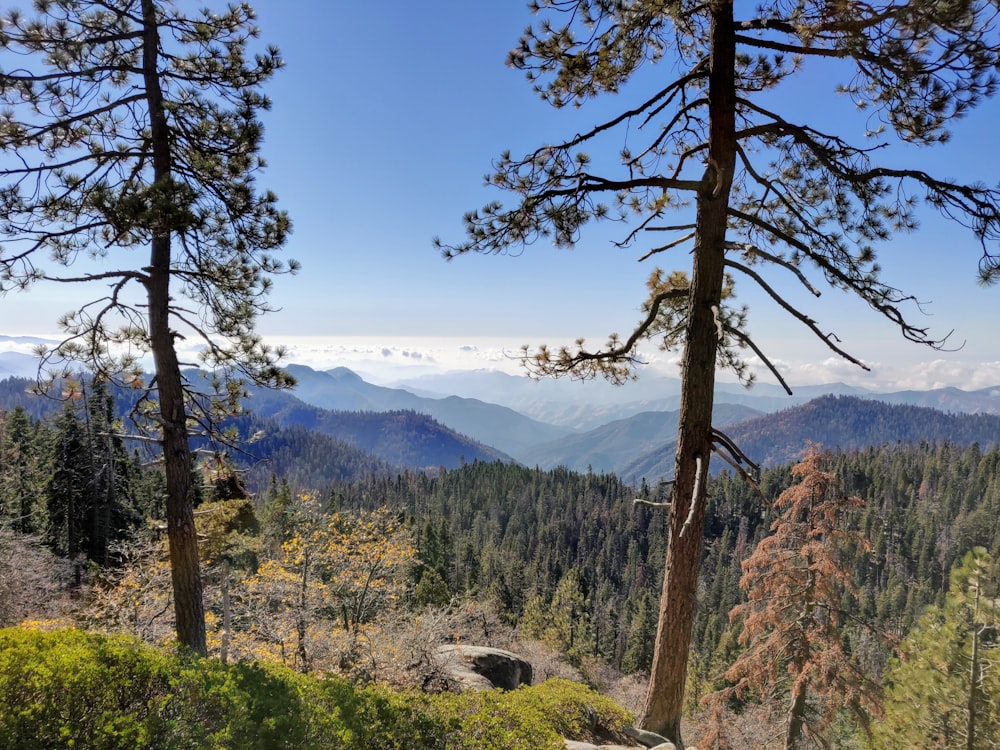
3,379 -> 1000,747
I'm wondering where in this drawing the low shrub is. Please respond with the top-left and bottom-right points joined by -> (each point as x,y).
0,627 -> 632,749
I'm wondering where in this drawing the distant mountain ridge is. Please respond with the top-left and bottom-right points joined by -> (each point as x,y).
284,365 -> 572,462
526,403 -> 762,475
388,369 -> 1000,426
621,394 -> 1000,482
240,381 -> 511,470
4,360 -> 1000,489
0,375 -> 508,480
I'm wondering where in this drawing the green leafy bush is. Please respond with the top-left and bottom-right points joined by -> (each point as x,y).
0,628 -> 332,749
0,628 -> 632,749
336,677 -> 633,750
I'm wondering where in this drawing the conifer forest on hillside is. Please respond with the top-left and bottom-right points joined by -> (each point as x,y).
3,381 -> 1000,747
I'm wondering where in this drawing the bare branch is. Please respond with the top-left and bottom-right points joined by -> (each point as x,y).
638,230 -> 695,262
723,325 -> 794,396
726,259 -> 872,370
726,241 -> 822,298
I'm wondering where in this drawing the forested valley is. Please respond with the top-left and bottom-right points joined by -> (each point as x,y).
2,377 -> 1000,747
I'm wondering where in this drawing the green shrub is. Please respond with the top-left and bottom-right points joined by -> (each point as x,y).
0,628 -> 332,749
0,628 -> 631,750
0,627 -> 172,749
454,678 -> 633,750
330,677 -> 634,750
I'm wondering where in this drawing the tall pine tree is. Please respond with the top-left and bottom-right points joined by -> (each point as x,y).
0,0 -> 293,654
440,3 -> 1000,741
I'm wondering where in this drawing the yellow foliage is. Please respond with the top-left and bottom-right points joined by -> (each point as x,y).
19,618 -> 75,631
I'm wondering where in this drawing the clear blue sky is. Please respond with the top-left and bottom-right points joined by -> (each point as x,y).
6,1 -> 1000,390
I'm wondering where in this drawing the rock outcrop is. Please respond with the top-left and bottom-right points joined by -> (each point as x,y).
436,645 -> 682,750
435,645 -> 533,691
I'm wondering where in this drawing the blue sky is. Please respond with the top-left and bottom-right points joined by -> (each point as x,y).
5,1 -> 1000,391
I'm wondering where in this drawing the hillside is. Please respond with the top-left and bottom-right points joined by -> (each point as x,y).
5,377 -> 1000,746
215,415 -> 396,492
0,376 -> 508,481
329,440 -> 1000,711
285,365 -> 572,460
621,394 -> 1000,481
240,382 -> 511,469
526,403 -> 762,474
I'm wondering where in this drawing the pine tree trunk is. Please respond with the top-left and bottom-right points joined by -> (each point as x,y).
297,549 -> 309,672
141,0 -> 206,656
641,1 -> 736,743
786,680 -> 809,750
221,563 -> 232,665
966,617 -> 982,750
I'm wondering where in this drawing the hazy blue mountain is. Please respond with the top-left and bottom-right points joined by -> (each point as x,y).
388,369 -> 869,428
0,351 -> 42,379
0,374 -> 510,476
389,368 -> 1000,427
0,335 -> 53,346
240,383 -> 512,470
858,385 -> 1000,415
526,403 -> 762,475
389,369 -> 684,430
621,394 -> 1000,483
281,365 -> 573,460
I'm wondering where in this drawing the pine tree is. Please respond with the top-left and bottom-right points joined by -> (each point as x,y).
875,548 -> 1000,750
704,448 -> 883,748
622,591 -> 658,675
0,407 -> 46,534
0,0 -> 294,654
81,381 -> 141,565
45,403 -> 91,562
439,3 -> 1000,741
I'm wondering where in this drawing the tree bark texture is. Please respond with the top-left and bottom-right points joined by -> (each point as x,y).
141,0 -> 206,656
641,2 -> 737,743
785,679 -> 809,750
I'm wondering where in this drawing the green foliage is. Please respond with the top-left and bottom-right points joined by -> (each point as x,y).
447,678 -> 632,750
621,592 -> 658,675
45,403 -> 92,559
335,461 -> 667,664
0,394 -> 150,564
0,627 -> 173,749
333,677 -> 632,750
0,628 -> 632,750
0,405 -> 47,535
413,567 -> 452,609
522,570 -> 592,665
874,548 -> 1000,749
319,441 -> 1000,689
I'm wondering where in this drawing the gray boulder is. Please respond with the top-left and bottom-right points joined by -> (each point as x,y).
623,726 -> 674,748
436,645 -> 533,691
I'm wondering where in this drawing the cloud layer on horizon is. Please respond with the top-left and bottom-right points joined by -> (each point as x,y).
3,333 -> 997,393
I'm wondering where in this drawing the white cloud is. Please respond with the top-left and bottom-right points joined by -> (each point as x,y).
3,332 -> 997,393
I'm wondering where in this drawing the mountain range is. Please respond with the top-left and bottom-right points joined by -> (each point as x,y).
619,394 -> 1000,482
2,353 -> 1000,486
248,365 -> 1000,481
